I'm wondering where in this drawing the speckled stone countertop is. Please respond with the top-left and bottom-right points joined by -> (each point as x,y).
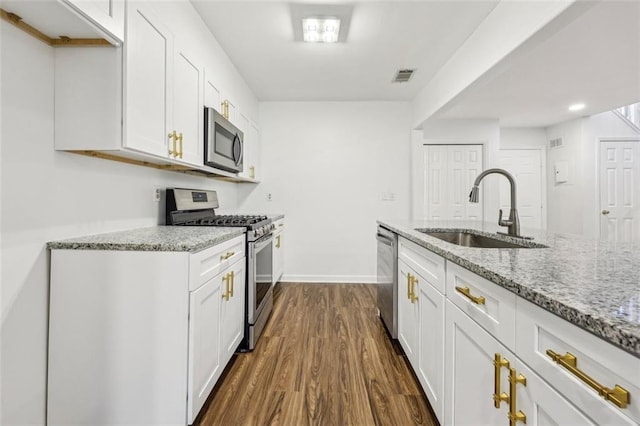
47,226 -> 245,252
378,219 -> 640,357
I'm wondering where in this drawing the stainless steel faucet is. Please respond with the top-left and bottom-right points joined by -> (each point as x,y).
469,168 -> 521,238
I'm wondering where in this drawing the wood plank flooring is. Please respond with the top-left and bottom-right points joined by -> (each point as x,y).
195,283 -> 438,426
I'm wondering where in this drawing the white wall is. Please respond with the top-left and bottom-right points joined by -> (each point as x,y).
413,119 -> 500,222
238,101 -> 412,283
0,25 -> 239,425
545,111 -> 639,237
500,127 -> 547,149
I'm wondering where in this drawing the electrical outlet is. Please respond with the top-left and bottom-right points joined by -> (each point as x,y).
154,188 -> 161,202
267,193 -> 272,201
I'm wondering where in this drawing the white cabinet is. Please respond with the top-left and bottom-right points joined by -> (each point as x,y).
398,237 -> 445,423
272,218 -> 285,284
219,258 -> 246,366
516,298 -> 639,425
398,260 -> 420,366
48,234 -> 246,425
446,301 -> 596,426
238,113 -> 261,180
62,0 -> 125,42
125,1 -> 203,166
187,240 -> 245,424
124,1 -> 172,158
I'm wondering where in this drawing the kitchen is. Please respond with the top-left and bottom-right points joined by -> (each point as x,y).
1,0 -> 639,425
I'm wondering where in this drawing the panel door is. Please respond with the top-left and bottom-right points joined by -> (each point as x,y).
124,1 -> 172,157
173,44 -> 203,166
237,112 -> 253,179
445,300 -> 509,426
220,260 -> 246,367
424,145 -> 483,221
398,260 -> 419,367
204,70 -> 221,111
187,276 -> 222,424
499,149 -> 543,230
417,280 -> 445,424
599,140 -> 640,242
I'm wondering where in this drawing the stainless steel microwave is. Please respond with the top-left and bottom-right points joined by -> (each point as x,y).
204,107 -> 243,173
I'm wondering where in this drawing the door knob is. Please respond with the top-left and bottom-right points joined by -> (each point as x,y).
601,210 -> 610,215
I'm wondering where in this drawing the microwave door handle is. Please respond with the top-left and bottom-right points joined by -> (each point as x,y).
233,134 -> 243,165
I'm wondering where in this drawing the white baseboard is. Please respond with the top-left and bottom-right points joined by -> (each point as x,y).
280,274 -> 377,284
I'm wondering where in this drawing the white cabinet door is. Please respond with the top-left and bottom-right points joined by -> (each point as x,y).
62,0 -> 125,42
417,279 -> 445,424
445,300 -> 509,426
513,359 -> 597,426
124,1 -> 172,157
172,44 -> 203,166
204,70 -> 221,111
220,259 -> 246,367
187,276 -> 222,425
398,260 -> 419,367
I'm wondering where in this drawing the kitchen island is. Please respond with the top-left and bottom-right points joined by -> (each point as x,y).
378,219 -> 640,356
379,219 -> 639,426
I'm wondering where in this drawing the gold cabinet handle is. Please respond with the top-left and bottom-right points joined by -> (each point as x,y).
406,273 -> 412,299
410,276 -> 418,304
494,353 -> 510,408
546,350 -> 630,408
177,132 -> 183,158
276,235 -> 281,248
168,130 -> 177,157
229,270 -> 234,298
455,286 -> 486,305
220,251 -> 235,261
222,273 -> 230,301
508,367 -> 527,425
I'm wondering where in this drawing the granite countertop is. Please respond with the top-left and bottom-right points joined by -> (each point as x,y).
378,219 -> 640,357
47,226 -> 245,252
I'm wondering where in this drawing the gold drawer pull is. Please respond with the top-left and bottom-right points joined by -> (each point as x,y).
494,353 -> 510,408
546,350 -> 630,409
455,286 -> 486,305
220,251 -> 235,261
229,270 -> 234,297
508,367 -> 527,425
276,235 -> 281,248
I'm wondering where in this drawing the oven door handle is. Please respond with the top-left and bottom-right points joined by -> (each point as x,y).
253,234 -> 273,251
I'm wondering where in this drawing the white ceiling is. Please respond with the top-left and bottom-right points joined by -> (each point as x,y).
192,1 -> 640,127
191,1 -> 500,101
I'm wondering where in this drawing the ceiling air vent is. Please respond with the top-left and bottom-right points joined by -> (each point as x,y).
549,137 -> 564,149
393,69 -> 415,83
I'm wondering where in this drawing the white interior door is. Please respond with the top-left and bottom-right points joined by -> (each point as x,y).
599,140 -> 640,242
498,149 -> 544,230
424,145 -> 483,221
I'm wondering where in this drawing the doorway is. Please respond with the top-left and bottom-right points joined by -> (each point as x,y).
599,139 -> 640,242
498,149 -> 545,230
423,145 -> 483,220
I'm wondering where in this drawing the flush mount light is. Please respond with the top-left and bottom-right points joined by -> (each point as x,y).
568,103 -> 585,111
302,17 -> 340,43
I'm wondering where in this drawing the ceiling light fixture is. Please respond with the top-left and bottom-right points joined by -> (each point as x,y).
568,103 -> 585,111
302,17 -> 340,43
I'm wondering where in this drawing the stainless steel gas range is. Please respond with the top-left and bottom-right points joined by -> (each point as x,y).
166,188 -> 275,351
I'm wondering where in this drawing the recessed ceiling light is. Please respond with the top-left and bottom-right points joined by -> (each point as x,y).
302,17 -> 340,43
568,103 -> 585,111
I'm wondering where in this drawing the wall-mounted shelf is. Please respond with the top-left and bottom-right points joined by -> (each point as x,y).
70,151 -> 260,184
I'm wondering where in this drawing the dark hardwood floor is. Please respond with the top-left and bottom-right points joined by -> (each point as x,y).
195,283 -> 438,426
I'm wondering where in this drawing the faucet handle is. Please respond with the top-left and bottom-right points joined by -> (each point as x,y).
498,209 -> 512,227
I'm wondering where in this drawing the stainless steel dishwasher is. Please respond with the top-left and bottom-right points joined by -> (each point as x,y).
376,225 -> 397,338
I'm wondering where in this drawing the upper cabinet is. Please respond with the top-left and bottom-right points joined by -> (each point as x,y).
62,0 -> 125,43
47,0 -> 260,181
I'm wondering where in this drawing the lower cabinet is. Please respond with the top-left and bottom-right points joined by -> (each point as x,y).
398,255 -> 445,423
48,235 -> 246,426
396,235 -> 638,426
445,301 -> 594,425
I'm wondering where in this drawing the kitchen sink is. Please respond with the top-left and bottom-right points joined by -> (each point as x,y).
415,229 -> 547,248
